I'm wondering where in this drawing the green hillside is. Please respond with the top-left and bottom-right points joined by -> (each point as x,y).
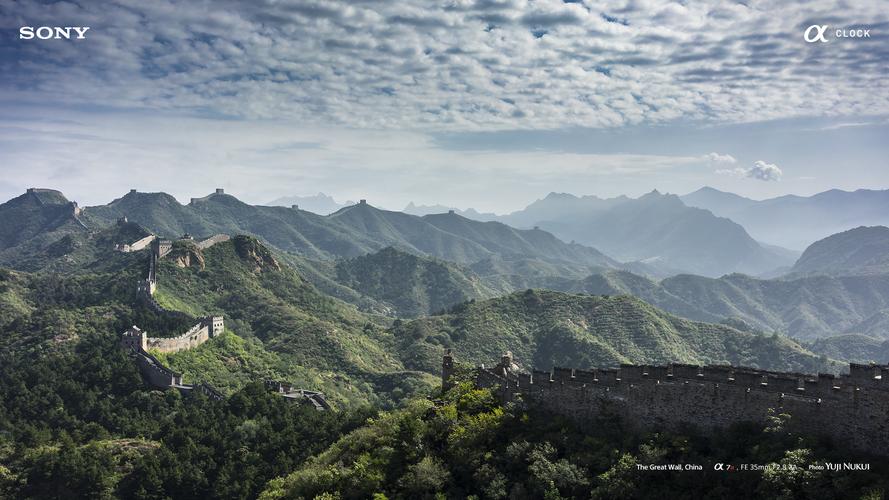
790,226 -> 889,276
808,334 -> 889,364
422,211 -> 616,267
391,289 -> 835,375
154,235 -> 434,405
0,189 -> 90,271
565,270 -> 889,341
333,247 -> 504,317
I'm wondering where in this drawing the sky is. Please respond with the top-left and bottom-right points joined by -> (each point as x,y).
0,0 -> 887,213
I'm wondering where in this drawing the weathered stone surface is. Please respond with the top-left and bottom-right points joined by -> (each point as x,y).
460,351 -> 889,456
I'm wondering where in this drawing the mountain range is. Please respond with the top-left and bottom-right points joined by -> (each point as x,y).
681,186 -> 889,250
399,186 -> 889,276
449,190 -> 796,277
5,187 -> 889,353
70,190 -> 617,273
563,269 -> 889,341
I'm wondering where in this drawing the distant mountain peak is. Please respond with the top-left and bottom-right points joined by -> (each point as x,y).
543,192 -> 579,201
22,187 -> 70,206
266,192 -> 349,215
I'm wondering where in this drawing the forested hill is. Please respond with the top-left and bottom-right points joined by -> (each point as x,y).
151,235 -> 435,405
790,226 -> 889,277
0,189 -> 90,271
392,289 -> 835,376
333,246 -> 506,317
562,270 -> 889,341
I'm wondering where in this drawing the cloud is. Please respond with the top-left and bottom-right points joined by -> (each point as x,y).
0,0 -> 887,131
0,108 -> 716,211
704,152 -> 736,164
746,161 -> 783,181
717,161 -> 783,182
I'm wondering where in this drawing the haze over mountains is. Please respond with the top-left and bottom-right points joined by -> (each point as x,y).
402,186 -> 889,277
266,193 -> 353,215
681,187 -> 889,250
433,190 -> 797,277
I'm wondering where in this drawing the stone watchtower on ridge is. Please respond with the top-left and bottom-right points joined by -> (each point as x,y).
442,349 -> 455,391
121,325 -> 148,352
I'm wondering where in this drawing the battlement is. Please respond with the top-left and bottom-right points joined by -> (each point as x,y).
457,350 -> 889,456
196,234 -> 230,250
115,234 -> 157,253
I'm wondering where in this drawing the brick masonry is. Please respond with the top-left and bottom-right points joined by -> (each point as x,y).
447,350 -> 889,456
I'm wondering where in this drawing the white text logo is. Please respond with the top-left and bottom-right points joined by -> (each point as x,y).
804,25 -> 829,43
19,26 -> 90,40
804,24 -> 871,43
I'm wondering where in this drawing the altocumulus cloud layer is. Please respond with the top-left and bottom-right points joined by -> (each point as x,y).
2,0 -> 888,131
0,0 -> 887,210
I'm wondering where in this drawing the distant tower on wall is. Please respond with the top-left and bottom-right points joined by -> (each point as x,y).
215,188 -> 225,195
206,316 -> 225,337
359,199 -> 367,205
442,349 -> 455,391
120,325 -> 147,352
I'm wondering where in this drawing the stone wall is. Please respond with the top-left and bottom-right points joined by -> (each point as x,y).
462,351 -> 889,456
120,324 -> 325,407
120,322 -> 220,398
127,316 -> 224,354
116,234 -> 157,253
134,349 -> 183,388
197,234 -> 230,250
146,321 -> 210,353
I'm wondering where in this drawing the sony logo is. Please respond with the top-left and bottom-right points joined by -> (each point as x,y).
19,26 -> 91,40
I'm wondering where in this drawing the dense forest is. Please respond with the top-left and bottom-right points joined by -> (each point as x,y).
2,351 -> 887,499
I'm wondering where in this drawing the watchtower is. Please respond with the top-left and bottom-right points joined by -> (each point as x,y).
442,349 -> 455,391
120,325 -> 147,352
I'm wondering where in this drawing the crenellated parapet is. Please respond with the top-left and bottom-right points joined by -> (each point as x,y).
456,350 -> 889,456
121,316 -> 224,355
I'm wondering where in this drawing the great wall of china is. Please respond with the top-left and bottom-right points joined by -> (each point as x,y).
117,224 -> 329,409
446,350 -> 889,456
